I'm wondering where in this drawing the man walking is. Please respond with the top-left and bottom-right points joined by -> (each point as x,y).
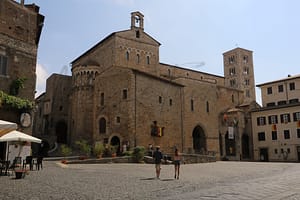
153,146 -> 163,179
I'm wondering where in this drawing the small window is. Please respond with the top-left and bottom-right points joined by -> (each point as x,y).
116,116 -> 120,123
281,148 -> 284,153
122,89 -> 128,99
271,131 -> 277,140
169,99 -> 172,106
278,85 -> 284,92
206,101 -> 209,113
287,148 -> 290,153
229,68 -> 235,75
278,100 -> 286,105
297,129 -> 300,138
99,118 -> 106,134
267,87 -> 272,94
100,92 -> 104,106
230,79 -> 236,87
245,90 -> 250,98
243,55 -> 248,63
159,96 -> 162,104
136,30 -> 140,38
289,99 -> 299,104
231,94 -> 234,103
284,130 -> 290,139
146,56 -> 150,65
126,51 -> 130,61
0,55 -> 8,75
245,79 -> 250,85
274,149 -> 278,154
191,99 -> 194,111
258,132 -> 265,141
280,113 -> 290,123
243,67 -> 249,75
229,56 -> 235,64
293,112 -> 300,121
257,117 -> 266,126
268,115 -> 278,124
289,82 -> 295,90
137,54 -> 140,63
266,102 -> 276,107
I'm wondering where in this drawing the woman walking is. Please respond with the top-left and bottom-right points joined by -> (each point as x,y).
173,148 -> 181,179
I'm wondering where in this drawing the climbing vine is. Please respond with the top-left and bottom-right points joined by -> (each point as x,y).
9,77 -> 27,96
0,90 -> 33,110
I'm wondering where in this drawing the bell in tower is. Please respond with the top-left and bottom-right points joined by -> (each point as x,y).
131,11 -> 144,31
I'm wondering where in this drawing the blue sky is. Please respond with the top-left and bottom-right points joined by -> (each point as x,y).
26,0 -> 300,104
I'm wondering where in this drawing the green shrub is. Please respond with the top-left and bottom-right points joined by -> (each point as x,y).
61,144 -> 72,158
75,139 -> 91,156
94,142 -> 105,157
132,146 -> 145,163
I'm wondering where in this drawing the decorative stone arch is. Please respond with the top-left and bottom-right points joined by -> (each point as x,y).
192,125 -> 207,154
110,134 -> 121,155
55,120 -> 68,144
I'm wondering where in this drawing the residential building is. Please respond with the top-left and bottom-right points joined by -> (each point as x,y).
251,74 -> 300,162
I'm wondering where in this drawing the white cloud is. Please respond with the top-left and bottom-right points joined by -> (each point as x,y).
35,63 -> 49,98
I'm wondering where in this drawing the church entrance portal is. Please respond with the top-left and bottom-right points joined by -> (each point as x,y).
192,126 -> 206,154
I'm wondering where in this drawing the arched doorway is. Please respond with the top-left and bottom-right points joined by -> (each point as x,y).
192,125 -> 206,154
241,134 -> 250,159
56,120 -> 67,144
110,136 -> 120,155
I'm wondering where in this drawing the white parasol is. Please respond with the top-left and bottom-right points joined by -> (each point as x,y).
0,130 -> 42,143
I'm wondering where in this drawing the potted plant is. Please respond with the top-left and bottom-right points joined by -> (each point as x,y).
60,144 -> 72,164
132,146 -> 146,163
75,140 -> 91,159
110,145 -> 119,157
94,142 -> 105,158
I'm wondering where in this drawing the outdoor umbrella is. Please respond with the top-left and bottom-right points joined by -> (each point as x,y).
0,130 -> 42,143
0,120 -> 18,136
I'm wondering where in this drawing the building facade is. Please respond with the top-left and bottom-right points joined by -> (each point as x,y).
251,74 -> 300,162
35,12 -> 257,160
0,0 -> 44,159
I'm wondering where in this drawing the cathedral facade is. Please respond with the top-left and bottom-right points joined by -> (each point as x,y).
34,12 -> 257,160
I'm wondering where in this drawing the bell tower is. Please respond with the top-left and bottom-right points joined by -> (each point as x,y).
223,48 -> 256,104
131,11 -> 144,31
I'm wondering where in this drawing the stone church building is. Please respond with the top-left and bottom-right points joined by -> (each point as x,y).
34,12 -> 258,160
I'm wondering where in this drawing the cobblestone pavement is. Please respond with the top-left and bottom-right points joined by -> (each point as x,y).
0,161 -> 299,200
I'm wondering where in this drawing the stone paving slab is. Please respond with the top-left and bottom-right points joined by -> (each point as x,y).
0,161 -> 299,199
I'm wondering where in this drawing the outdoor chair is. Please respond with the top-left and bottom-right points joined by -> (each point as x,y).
0,160 -> 10,175
7,157 -> 22,175
23,156 -> 33,170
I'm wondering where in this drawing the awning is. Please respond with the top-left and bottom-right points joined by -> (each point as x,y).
0,130 -> 42,143
0,120 -> 18,136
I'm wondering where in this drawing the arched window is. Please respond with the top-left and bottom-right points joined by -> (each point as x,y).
146,56 -> 150,65
126,51 -> 129,61
99,118 -> 106,134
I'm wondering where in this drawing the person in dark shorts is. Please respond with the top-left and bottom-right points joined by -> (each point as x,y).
153,146 -> 163,179
173,148 -> 181,179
